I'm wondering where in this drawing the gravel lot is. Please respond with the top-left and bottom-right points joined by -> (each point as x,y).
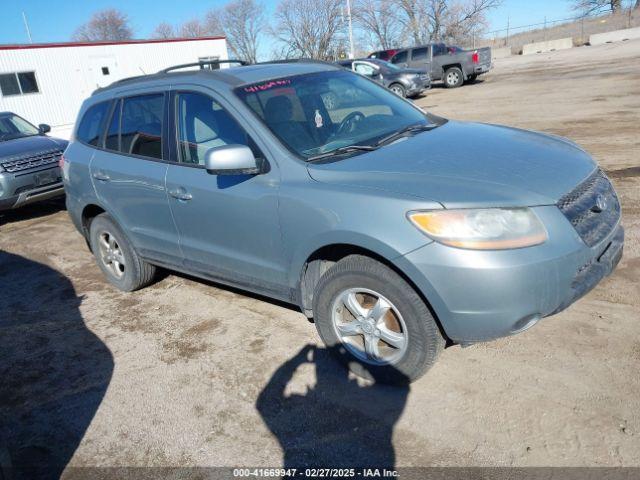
1,39 -> 639,474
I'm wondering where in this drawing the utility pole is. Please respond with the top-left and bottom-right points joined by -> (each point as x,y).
346,0 -> 355,59
506,16 -> 510,47
22,12 -> 33,44
543,16 -> 547,42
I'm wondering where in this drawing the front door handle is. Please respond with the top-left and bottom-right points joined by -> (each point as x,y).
168,188 -> 192,201
92,171 -> 110,182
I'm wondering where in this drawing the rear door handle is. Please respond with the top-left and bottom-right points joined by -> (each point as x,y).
168,188 -> 192,201
92,172 -> 110,182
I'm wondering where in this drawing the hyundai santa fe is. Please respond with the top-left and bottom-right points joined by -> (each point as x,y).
62,60 -> 624,384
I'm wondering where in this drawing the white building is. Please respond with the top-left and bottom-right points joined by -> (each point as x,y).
0,36 -> 228,138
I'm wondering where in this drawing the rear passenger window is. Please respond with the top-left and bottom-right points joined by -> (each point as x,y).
120,94 -> 164,159
77,101 -> 110,146
411,47 -> 429,61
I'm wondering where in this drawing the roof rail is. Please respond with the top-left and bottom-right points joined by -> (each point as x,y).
159,59 -> 247,73
255,58 -> 337,66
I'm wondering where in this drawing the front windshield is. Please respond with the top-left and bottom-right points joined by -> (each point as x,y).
0,114 -> 39,141
235,70 -> 438,159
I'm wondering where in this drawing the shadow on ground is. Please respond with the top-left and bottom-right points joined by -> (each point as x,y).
0,251 -> 113,479
257,344 -> 408,468
0,197 -> 66,228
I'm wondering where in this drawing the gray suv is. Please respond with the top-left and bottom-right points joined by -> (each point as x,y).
0,112 -> 67,210
63,61 -> 623,384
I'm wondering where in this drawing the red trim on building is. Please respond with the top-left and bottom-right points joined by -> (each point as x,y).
0,36 -> 226,51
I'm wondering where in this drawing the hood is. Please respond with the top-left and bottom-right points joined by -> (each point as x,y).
0,135 -> 68,159
307,121 -> 596,208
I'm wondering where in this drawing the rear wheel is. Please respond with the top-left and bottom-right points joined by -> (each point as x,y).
444,67 -> 464,88
312,255 -> 445,384
389,83 -> 406,97
89,213 -> 156,292
466,74 -> 478,83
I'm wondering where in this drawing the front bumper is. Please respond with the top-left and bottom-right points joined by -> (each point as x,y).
395,205 -> 624,343
0,167 -> 64,210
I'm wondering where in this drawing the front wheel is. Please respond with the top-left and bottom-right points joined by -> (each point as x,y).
388,83 -> 406,97
312,255 -> 445,384
444,67 -> 464,88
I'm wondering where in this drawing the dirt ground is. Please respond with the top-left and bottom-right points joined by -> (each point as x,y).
1,39 -> 639,473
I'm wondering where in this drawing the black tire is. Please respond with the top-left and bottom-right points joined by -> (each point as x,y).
388,83 -> 406,97
312,255 -> 445,384
466,74 -> 478,84
89,213 -> 156,292
443,67 -> 464,88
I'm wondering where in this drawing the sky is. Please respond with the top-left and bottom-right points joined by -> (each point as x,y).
1,0 -> 576,49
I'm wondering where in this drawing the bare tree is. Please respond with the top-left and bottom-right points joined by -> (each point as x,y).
152,22 -> 175,39
353,0 -> 404,49
215,0 -> 266,63
179,19 -> 208,38
570,0 -> 623,15
73,9 -> 134,41
204,10 -> 225,36
271,0 -> 346,59
393,0 -> 501,46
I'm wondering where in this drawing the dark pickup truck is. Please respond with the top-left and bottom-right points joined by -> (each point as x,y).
369,43 -> 492,88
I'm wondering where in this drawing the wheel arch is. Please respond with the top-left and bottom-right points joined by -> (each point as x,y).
296,241 -> 451,344
442,63 -> 465,79
80,203 -> 108,245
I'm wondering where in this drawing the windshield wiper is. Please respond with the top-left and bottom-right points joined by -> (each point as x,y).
307,144 -> 378,162
375,123 -> 437,147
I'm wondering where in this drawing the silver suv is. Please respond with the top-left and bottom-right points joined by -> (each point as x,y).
0,112 -> 67,210
63,61 -> 623,384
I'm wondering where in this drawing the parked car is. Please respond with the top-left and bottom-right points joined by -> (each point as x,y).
0,112 -> 67,210
63,60 -> 623,384
337,58 -> 430,98
370,43 -> 492,88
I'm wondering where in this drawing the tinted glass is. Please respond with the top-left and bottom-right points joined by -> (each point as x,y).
177,92 -> 250,165
391,51 -> 407,64
412,47 -> 428,61
0,74 -> 20,96
236,70 -> 430,158
120,94 -> 164,159
105,100 -> 121,151
433,44 -> 447,56
17,72 -> 39,94
77,101 -> 110,146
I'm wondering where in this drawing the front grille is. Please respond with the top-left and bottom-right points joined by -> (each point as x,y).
1,148 -> 63,173
557,169 -> 621,247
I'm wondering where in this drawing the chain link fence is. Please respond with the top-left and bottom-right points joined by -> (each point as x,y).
473,7 -> 639,54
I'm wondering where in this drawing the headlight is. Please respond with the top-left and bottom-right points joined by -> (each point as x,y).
407,207 -> 548,250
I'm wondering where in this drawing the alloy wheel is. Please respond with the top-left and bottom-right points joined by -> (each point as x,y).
331,288 -> 408,365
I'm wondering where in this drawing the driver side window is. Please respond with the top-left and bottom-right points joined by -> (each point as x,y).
176,92 -> 252,165
354,63 -> 376,76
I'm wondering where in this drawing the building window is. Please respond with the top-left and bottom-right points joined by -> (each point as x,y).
0,71 -> 39,96
101,67 -> 110,75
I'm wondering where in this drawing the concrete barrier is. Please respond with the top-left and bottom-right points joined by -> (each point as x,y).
522,37 -> 573,55
492,47 -> 511,59
589,26 -> 640,46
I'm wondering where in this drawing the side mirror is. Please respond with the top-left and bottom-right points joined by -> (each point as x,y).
204,144 -> 261,175
38,123 -> 51,134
